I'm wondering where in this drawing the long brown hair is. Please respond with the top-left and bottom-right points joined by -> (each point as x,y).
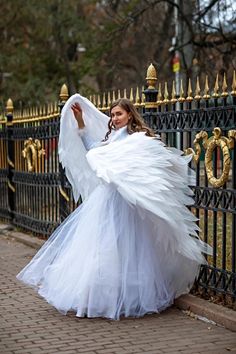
103,98 -> 156,141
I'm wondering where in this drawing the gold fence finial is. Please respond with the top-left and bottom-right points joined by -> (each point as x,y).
6,98 -> 14,114
102,93 -> 106,111
146,63 -> 157,89
186,79 -> 193,101
97,94 -> 101,109
141,85 -> 145,106
124,88 -> 127,99
203,75 -> 210,99
212,74 -> 219,98
54,101 -> 58,113
221,73 -> 228,98
129,88 -> 134,102
163,82 -> 169,104
60,84 -> 69,102
112,91 -> 116,102
194,76 -> 201,100
178,79 -> 185,102
134,86 -> 140,107
107,91 -> 111,108
171,81 -> 177,103
231,70 -> 236,96
93,94 -> 96,106
157,83 -> 162,105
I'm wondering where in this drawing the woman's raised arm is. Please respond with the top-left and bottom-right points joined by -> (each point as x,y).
71,102 -> 85,129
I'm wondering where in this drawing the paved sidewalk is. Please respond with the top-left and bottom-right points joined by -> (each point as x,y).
0,236 -> 235,354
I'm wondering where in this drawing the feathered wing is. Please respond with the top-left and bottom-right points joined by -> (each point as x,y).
58,94 -> 109,202
86,132 -> 213,260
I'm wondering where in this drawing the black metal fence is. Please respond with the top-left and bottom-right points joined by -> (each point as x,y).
0,65 -> 235,306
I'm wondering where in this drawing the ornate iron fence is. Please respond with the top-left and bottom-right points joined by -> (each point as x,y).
0,64 -> 235,306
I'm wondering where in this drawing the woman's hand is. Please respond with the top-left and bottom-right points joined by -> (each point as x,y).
71,103 -> 85,129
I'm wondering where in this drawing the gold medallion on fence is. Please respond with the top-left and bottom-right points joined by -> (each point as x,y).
22,138 -> 45,172
185,127 -> 236,188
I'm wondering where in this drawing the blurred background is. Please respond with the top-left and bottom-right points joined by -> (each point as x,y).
0,0 -> 235,106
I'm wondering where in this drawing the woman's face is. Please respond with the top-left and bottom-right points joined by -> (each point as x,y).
110,105 -> 131,129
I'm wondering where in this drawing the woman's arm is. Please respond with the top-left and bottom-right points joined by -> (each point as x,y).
71,102 -> 85,129
71,102 -> 98,150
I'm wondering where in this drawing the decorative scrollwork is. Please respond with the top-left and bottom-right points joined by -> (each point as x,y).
8,180 -> 15,192
185,127 -> 236,188
7,156 -> 15,168
59,186 -> 70,202
185,130 -> 208,164
22,138 -> 45,172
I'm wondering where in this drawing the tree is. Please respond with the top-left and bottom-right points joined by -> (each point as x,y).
0,0 -> 235,109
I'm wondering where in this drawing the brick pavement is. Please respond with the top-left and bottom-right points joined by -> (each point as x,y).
0,235 -> 235,354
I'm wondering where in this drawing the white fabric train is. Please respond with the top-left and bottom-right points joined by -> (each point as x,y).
17,94 -> 212,320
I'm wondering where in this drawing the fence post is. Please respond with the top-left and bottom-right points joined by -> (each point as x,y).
143,63 -> 158,129
58,84 -> 70,222
6,98 -> 15,221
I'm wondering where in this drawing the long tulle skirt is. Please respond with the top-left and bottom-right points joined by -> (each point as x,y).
17,183 -> 205,320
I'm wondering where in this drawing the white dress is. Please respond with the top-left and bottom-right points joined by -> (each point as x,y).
16,94 -> 212,320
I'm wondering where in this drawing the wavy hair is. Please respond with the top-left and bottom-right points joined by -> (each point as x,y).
103,98 -> 156,141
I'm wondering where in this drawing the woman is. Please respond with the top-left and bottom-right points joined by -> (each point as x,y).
17,94 -> 212,320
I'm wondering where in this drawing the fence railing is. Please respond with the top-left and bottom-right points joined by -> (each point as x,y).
0,64 -> 235,307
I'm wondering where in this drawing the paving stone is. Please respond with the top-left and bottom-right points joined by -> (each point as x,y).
0,235 -> 236,354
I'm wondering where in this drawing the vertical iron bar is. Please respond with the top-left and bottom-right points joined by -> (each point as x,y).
6,103 -> 15,222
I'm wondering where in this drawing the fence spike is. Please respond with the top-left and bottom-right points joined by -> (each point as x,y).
134,86 -> 140,106
102,93 -> 106,111
163,82 -> 169,104
130,88 -> 134,102
97,94 -> 101,109
124,88 -> 127,99
141,86 -> 145,106
118,89 -> 121,99
212,73 -> 219,98
157,83 -> 162,105
112,90 -> 116,102
171,81 -> 177,103
178,79 -> 185,102
194,77 -> 201,100
186,78 -> 193,101
54,101 -> 58,113
93,94 -> 96,106
231,70 -> 236,96
50,102 -> 54,115
107,91 -> 111,108
203,75 -> 210,99
221,73 -> 228,97
47,103 -> 51,116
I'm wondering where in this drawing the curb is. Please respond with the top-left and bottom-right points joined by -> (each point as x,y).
175,294 -> 236,332
0,223 -> 44,249
1,222 -> 235,332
